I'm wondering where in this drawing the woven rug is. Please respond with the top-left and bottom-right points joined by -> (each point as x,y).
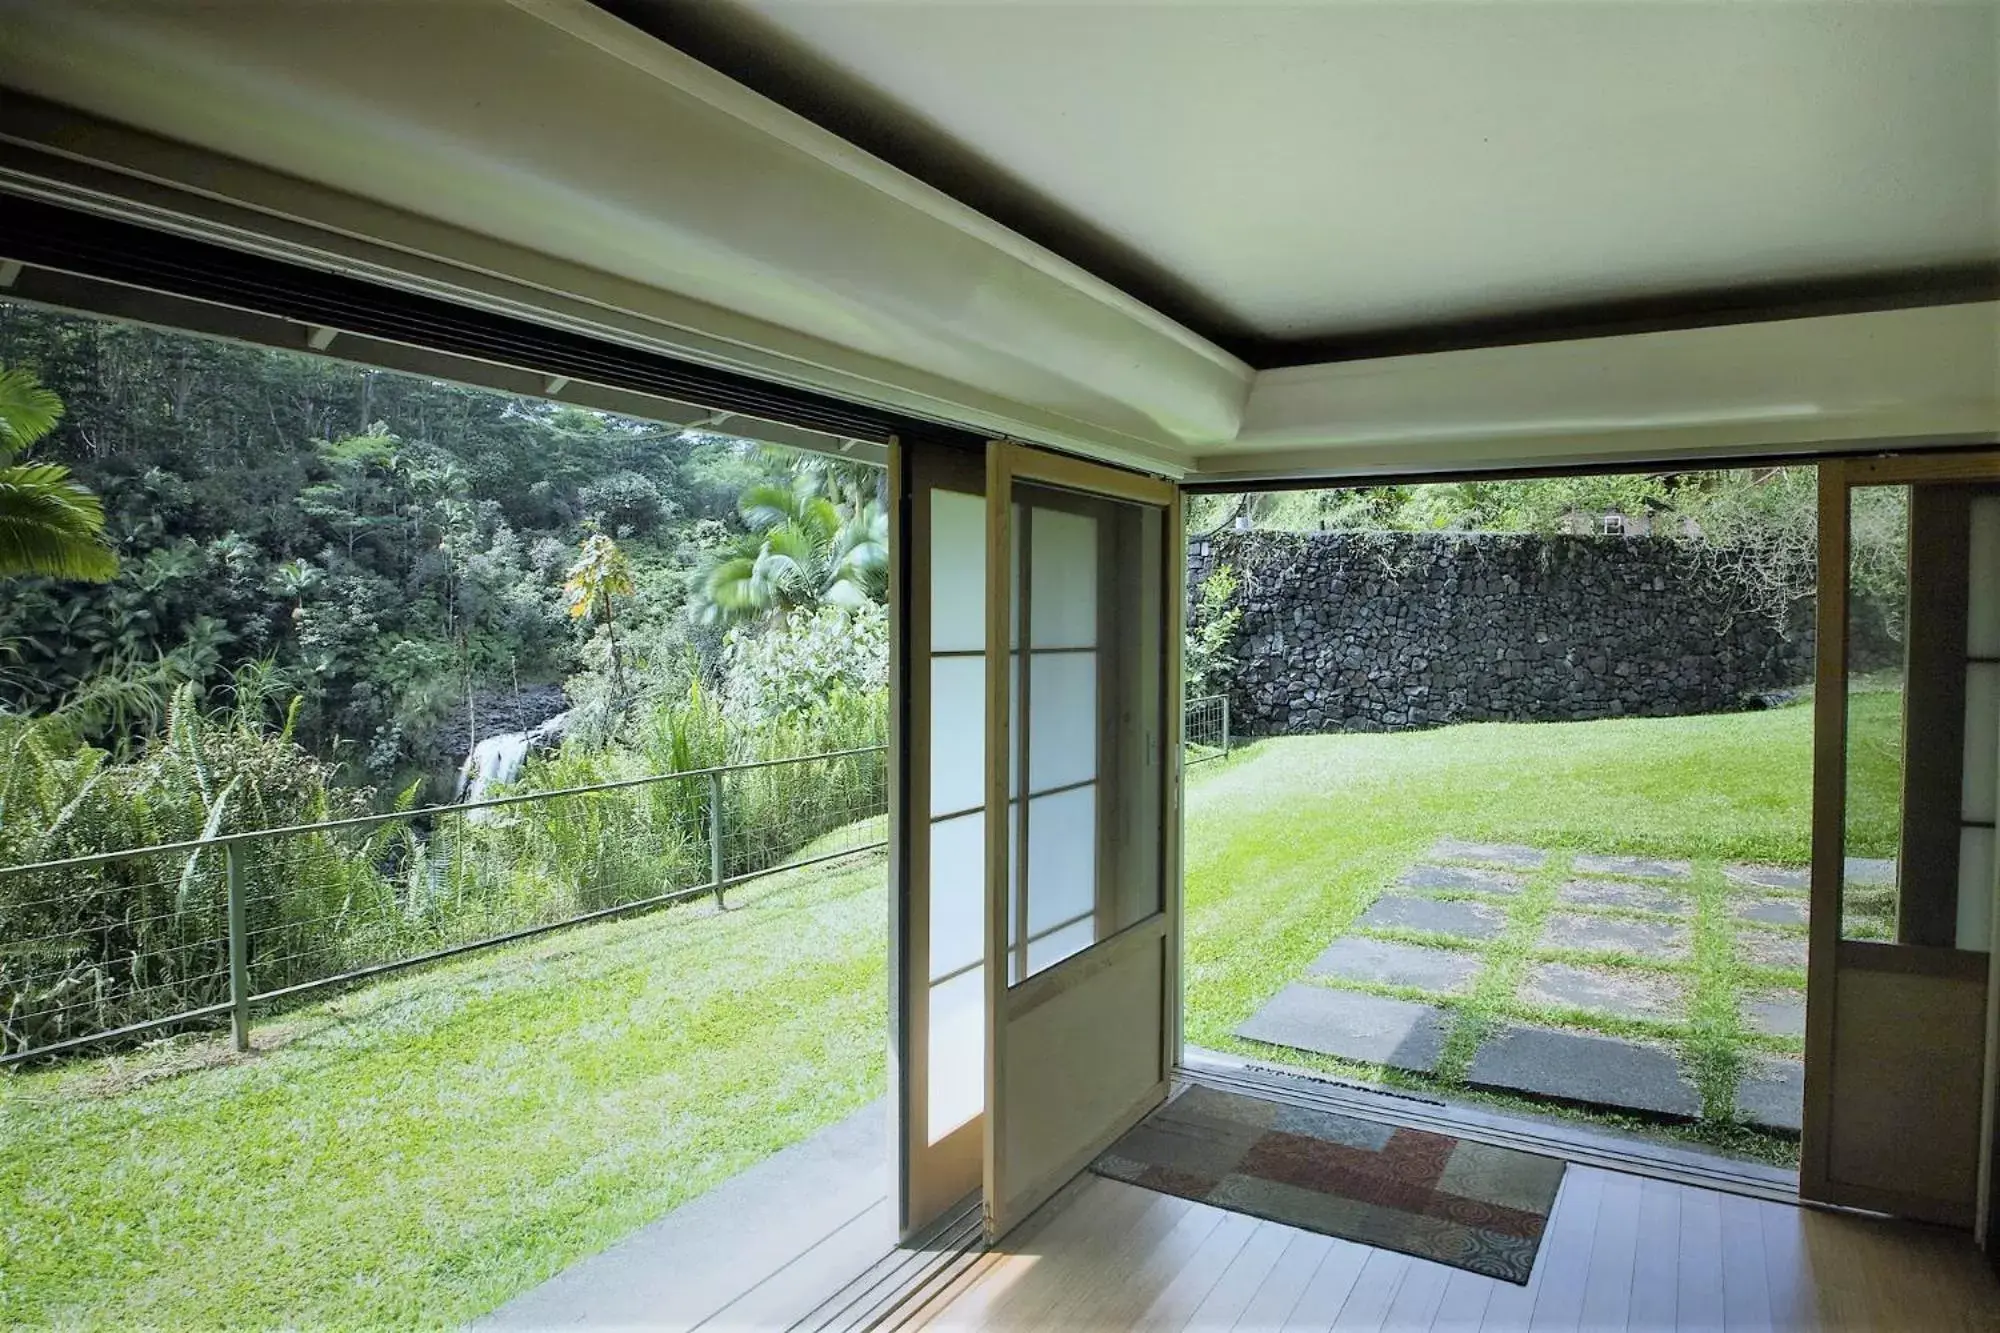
1090,1085 -> 1564,1284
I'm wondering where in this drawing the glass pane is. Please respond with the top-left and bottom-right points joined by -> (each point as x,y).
931,489 -> 985,652
929,813 -> 984,980
1005,480 -> 1166,984
1842,483 -> 1907,941
1031,507 -> 1098,648
1026,918 -> 1095,975
930,657 -> 984,816
927,967 -> 983,1143
1964,662 -> 1998,822
1959,827 -> 1995,951
1968,495 -> 2000,658
1028,652 -> 1097,792
1026,786 -> 1096,935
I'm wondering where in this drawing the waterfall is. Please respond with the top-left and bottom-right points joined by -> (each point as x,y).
455,711 -> 569,818
458,732 -> 533,805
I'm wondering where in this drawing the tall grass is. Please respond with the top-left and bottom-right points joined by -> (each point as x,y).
0,681 -> 889,1057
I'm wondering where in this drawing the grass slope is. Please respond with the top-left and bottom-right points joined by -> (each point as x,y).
0,853 -> 888,1330
1184,695 -> 1898,1159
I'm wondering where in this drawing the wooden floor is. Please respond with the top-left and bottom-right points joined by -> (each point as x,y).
900,1167 -> 2000,1331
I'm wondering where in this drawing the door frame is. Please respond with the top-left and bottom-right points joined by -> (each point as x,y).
1803,451 -> 2000,1227
980,441 -> 1183,1239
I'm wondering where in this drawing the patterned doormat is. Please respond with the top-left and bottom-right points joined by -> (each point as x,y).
1090,1084 -> 1564,1284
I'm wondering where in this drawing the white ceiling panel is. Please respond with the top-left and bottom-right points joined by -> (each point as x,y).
725,0 -> 2000,340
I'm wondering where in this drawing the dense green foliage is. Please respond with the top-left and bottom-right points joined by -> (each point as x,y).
0,306 -> 891,1056
0,304 -> 802,786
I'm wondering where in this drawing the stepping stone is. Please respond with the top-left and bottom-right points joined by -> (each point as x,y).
1736,898 -> 1808,928
1234,985 -> 1451,1074
1557,878 -> 1689,916
1428,837 -> 1547,871
1735,1055 -> 1804,1133
1539,912 -> 1689,961
1398,863 -> 1526,897
1741,994 -> 1807,1039
1727,863 -> 1809,892
1355,894 -> 1508,942
1735,928 -> 1808,973
1468,1024 -> 1702,1118
1307,937 -> 1481,993
1845,857 -> 1897,887
1571,853 -> 1692,881
1522,963 -> 1685,1023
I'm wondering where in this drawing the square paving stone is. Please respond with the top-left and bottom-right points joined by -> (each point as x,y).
1428,837 -> 1547,871
1571,853 -> 1692,881
1735,1055 -> 1804,1133
1522,963 -> 1686,1023
1306,937 -> 1482,993
1741,994 -> 1807,1039
1844,856 -> 1897,887
1234,985 -> 1452,1074
1539,912 -> 1689,960
1735,928 -> 1808,973
1398,863 -> 1526,897
1727,863 -> 1809,892
1557,878 -> 1689,916
1468,1024 -> 1702,1118
1736,898 -> 1808,928
1355,894 -> 1509,942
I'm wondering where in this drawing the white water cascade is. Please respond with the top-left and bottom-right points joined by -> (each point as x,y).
455,712 -> 568,817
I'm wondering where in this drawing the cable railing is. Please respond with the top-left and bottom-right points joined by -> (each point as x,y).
0,745 -> 888,1066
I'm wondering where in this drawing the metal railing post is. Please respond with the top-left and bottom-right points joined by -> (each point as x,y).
226,844 -> 250,1052
708,769 -> 727,909
1221,694 -> 1231,758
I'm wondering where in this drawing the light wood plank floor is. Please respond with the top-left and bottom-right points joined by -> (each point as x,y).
900,1166 -> 2000,1331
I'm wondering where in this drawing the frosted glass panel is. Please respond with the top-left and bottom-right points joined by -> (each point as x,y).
1958,826 -> 1995,952
930,657 -> 985,816
1028,652 -> 1098,792
1026,786 -> 1096,934
930,490 -> 985,653
1031,507 -> 1098,648
1964,663 -> 1999,821
1969,496 -> 2000,658
1026,918 -> 1095,975
927,966 -> 984,1143
929,814 -> 984,980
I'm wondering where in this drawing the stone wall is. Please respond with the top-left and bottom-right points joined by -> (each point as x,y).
1188,530 -> 1816,736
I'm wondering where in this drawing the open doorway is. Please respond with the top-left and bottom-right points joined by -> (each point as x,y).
1176,469 -> 1853,1173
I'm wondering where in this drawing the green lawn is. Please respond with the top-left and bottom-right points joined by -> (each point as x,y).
0,851 -> 888,1330
1184,693 -> 1900,1161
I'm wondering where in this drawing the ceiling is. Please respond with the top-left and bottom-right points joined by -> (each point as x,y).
622,0 -> 2000,362
0,0 -> 1993,477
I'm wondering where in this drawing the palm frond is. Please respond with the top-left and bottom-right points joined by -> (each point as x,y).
0,463 -> 117,581
0,365 -> 64,461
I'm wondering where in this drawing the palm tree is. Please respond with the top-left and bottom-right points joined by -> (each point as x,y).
0,365 -> 116,582
565,525 -> 636,697
694,466 -> 887,627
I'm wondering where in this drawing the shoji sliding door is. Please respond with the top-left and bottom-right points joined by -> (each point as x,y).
981,444 -> 1180,1240
895,443 -> 991,1236
1804,453 -> 2000,1231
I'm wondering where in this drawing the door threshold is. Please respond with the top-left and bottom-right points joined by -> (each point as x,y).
792,1193 -> 985,1332
1179,1046 -> 1800,1206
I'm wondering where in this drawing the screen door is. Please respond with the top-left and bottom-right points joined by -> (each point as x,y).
980,443 -> 1181,1239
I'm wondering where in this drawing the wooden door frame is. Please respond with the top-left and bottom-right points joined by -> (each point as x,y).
981,441 -> 1181,1239
1803,452 -> 2000,1226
